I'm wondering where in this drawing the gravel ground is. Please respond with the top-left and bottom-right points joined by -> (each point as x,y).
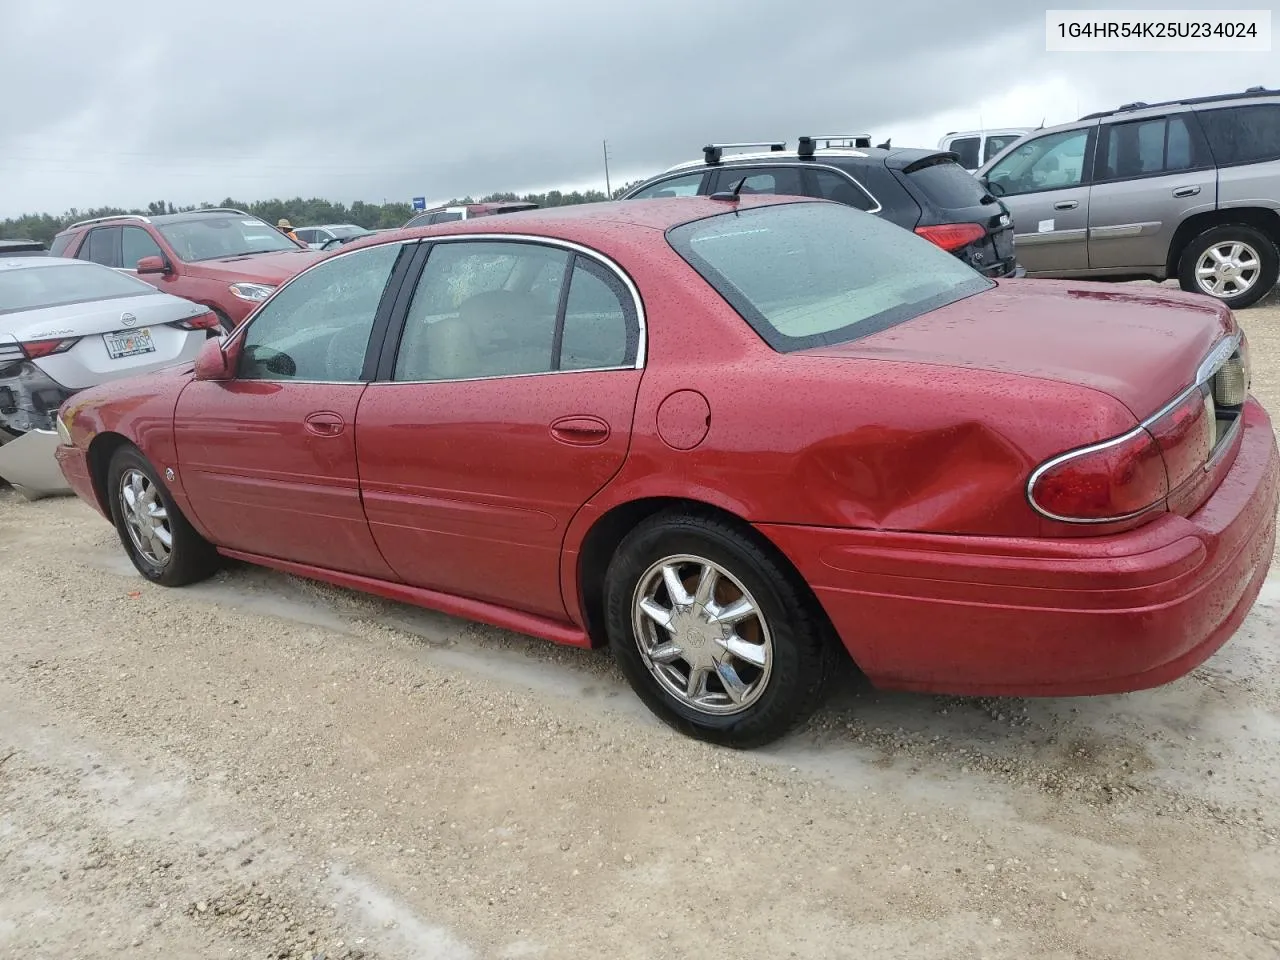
2,283 -> 1279,959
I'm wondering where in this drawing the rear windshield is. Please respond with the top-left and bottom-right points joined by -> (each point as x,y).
329,225 -> 371,239
905,158 -> 993,208
0,261 -> 155,314
667,202 -> 992,352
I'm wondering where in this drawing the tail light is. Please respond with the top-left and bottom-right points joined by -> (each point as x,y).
914,223 -> 986,252
1028,427 -> 1169,523
171,311 -> 221,332
20,337 -> 81,359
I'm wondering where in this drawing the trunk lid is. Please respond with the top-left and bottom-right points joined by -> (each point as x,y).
804,279 -> 1233,419
4,292 -> 207,341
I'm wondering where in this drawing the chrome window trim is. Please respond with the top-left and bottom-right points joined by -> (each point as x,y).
387,232 -> 648,373
1026,330 -> 1245,524
368,364 -> 636,387
630,163 -> 881,215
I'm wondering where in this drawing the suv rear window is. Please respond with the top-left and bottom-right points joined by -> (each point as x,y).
1197,103 -> 1280,165
904,158 -> 992,208
667,201 -> 991,352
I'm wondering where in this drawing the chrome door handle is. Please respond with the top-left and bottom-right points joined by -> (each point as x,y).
304,411 -> 345,437
1173,185 -> 1201,198
1053,200 -> 1078,211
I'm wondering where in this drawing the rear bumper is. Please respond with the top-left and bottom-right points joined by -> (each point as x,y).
0,429 -> 72,497
758,398 -> 1279,696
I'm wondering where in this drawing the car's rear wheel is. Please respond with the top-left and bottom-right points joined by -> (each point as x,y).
603,510 -> 836,748
107,446 -> 218,587
1178,224 -> 1279,309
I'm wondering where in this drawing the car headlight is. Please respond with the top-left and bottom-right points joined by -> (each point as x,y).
228,282 -> 276,303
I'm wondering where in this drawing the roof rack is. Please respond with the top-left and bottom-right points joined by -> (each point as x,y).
797,134 -> 872,157
66,213 -> 150,230
191,207 -> 252,216
1079,85 -> 1277,121
703,142 -> 786,165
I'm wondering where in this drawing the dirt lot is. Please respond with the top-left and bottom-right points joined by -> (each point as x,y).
3,284 -> 1280,960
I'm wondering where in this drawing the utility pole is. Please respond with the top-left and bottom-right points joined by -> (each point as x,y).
603,140 -> 612,198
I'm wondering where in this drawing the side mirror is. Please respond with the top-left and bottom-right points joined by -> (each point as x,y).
193,337 -> 238,381
136,255 -> 170,275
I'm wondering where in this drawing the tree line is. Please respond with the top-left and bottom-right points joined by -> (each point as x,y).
0,184 -> 644,247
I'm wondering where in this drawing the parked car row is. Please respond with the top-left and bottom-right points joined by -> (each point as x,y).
977,85 -> 1280,309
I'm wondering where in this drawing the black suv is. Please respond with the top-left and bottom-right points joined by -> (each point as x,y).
621,136 -> 1019,277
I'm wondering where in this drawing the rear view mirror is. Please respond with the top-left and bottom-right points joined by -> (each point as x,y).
136,255 -> 169,275
193,337 -> 237,380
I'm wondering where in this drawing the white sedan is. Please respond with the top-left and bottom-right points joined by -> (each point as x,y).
0,256 -> 221,498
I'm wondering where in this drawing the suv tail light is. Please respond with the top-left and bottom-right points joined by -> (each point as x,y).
21,337 -> 81,359
171,311 -> 221,332
1028,427 -> 1169,523
914,222 -> 986,252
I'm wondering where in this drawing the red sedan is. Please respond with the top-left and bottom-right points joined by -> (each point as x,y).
53,196 -> 1278,747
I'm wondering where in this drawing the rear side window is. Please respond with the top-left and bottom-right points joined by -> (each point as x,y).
810,169 -> 877,211
905,158 -> 991,208
83,227 -> 120,267
629,172 -> 705,199
1197,103 -> 1280,165
49,234 -> 76,257
434,211 -> 464,223
667,202 -> 991,352
716,167 -> 804,197
947,137 -> 981,169
1097,115 -> 1206,179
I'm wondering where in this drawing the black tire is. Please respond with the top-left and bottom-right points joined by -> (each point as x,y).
603,510 -> 838,748
1177,224 -> 1279,310
106,445 -> 218,587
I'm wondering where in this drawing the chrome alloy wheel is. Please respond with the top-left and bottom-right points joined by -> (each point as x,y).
1196,240 -> 1262,299
631,554 -> 773,715
119,468 -> 172,567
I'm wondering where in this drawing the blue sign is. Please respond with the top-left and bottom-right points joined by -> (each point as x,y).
412,197 -> 426,210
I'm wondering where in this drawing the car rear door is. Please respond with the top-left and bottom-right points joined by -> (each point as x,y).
77,226 -> 122,269
981,126 -> 1095,274
355,237 -> 644,620
1086,111 -> 1217,273
173,241 -> 412,577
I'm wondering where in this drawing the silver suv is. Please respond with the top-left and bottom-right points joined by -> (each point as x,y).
977,86 -> 1280,309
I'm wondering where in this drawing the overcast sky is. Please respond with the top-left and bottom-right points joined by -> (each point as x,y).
0,0 -> 1275,218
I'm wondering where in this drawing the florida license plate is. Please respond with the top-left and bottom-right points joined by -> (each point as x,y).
104,328 -> 156,359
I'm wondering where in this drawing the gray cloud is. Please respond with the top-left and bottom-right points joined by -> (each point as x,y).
0,0 -> 1273,216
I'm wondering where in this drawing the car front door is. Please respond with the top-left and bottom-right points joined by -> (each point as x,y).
355,238 -> 644,620
173,241 -> 411,577
1086,112 -> 1218,273
120,225 -> 165,273
983,126 -> 1095,274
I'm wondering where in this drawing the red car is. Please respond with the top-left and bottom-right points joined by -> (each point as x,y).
50,208 -> 324,331
53,196 -> 1278,747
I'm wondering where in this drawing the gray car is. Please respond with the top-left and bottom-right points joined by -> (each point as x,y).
977,85 -> 1280,309
0,257 -> 219,498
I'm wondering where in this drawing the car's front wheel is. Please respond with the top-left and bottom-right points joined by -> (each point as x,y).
1178,224 -> 1279,309
604,510 -> 837,748
107,446 -> 218,587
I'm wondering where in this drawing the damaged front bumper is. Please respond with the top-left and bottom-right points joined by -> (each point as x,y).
0,360 -> 75,499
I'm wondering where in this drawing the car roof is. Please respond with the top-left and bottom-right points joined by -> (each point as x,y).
352,195 -> 809,250
0,255 -> 93,272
